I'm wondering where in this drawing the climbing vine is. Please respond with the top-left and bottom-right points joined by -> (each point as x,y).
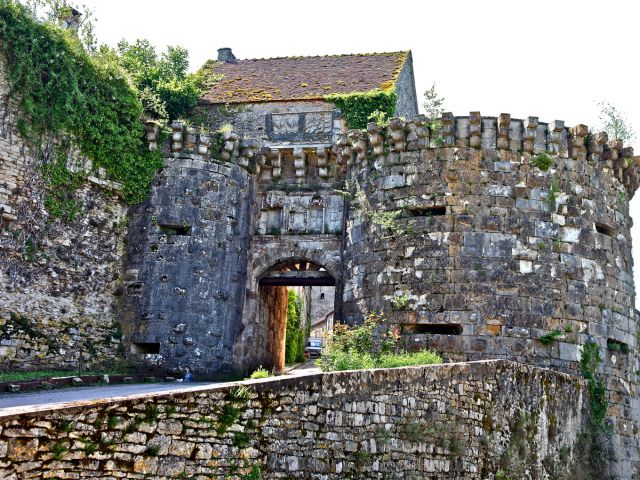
0,0 -> 162,204
42,144 -> 84,221
325,88 -> 396,130
575,341 -> 612,479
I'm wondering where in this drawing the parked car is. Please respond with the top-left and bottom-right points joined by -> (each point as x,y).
304,338 -> 323,358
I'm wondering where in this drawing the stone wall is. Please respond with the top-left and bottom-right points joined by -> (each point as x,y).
120,152 -> 253,378
339,113 -> 640,476
0,360 -> 589,479
199,100 -> 341,147
393,51 -> 419,118
0,55 -> 128,372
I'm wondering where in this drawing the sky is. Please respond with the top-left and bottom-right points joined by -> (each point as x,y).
78,0 -> 640,305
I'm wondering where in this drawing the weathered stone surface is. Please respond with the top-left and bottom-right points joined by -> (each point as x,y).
0,361 -> 589,479
0,51 -> 127,373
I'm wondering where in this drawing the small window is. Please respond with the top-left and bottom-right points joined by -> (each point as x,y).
401,324 -> 463,335
595,223 -> 614,237
159,224 -> 191,236
607,339 -> 630,354
131,342 -> 160,354
407,206 -> 446,217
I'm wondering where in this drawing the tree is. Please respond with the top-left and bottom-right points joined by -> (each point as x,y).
423,83 -> 445,122
423,83 -> 446,145
597,101 -> 635,144
100,40 -> 204,123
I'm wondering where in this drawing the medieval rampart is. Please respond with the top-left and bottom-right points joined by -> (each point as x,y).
338,113 -> 640,476
0,360 -> 588,479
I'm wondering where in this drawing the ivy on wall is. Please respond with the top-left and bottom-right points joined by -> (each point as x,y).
325,88 -> 397,130
0,0 -> 162,204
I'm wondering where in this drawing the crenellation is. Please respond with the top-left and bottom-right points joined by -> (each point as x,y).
440,112 -> 455,147
497,113 -> 510,150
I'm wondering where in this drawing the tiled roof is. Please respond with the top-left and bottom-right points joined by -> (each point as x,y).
200,51 -> 410,104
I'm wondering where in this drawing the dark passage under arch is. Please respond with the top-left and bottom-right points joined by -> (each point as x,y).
257,260 -> 336,373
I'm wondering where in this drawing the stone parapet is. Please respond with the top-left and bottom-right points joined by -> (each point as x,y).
335,114 -> 639,198
0,360 -> 588,479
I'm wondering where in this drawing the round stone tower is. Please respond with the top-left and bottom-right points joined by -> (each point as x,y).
340,113 -> 640,476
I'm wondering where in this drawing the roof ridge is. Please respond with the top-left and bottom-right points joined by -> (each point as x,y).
232,51 -> 409,63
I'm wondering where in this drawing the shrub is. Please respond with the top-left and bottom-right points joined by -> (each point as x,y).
531,153 -> 554,171
317,312 -> 441,372
376,350 -> 441,368
249,367 -> 271,379
539,330 -> 562,345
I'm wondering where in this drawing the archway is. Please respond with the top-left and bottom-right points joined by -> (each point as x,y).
258,259 -> 336,372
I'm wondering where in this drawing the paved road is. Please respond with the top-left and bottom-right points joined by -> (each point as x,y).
0,382 -> 216,414
0,362 -> 322,415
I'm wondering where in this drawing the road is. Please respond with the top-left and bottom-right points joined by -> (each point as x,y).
0,362 -> 322,415
0,382 -> 215,414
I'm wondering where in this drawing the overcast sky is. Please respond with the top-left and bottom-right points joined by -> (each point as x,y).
79,0 -> 640,305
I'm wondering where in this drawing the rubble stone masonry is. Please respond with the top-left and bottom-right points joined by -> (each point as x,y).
0,55 -> 128,372
0,361 -> 588,479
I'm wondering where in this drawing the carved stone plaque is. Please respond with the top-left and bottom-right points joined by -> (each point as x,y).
272,114 -> 299,135
304,112 -> 332,134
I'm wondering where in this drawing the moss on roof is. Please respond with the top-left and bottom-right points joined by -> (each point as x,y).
200,51 -> 411,104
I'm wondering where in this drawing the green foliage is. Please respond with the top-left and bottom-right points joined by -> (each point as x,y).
597,101 -> 635,143
238,465 -> 262,480
607,341 -> 620,352
0,1 -> 163,203
1,313 -> 60,353
122,416 -> 142,434
107,414 -> 118,429
143,404 -> 159,423
367,109 -> 390,128
216,404 -> 241,434
285,290 -> 305,364
539,330 -> 562,346
59,420 -> 74,433
392,292 -> 410,311
232,431 -> 251,448
230,385 -> 252,402
548,177 -> 559,212
577,341 -> 612,478
531,153 -> 554,171
375,350 -> 442,369
423,83 -> 445,144
51,440 -> 67,460
371,209 -> 409,238
81,439 -> 97,456
423,83 -> 445,122
42,147 -> 84,221
101,39 -> 204,122
248,366 -> 271,379
317,312 -> 441,372
325,88 -> 396,130
23,239 -> 36,262
145,443 -> 160,456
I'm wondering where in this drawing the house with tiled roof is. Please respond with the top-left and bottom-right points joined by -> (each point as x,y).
198,48 -> 418,150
